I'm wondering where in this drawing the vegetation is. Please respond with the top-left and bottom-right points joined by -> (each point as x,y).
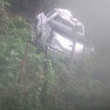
0,0 -> 110,110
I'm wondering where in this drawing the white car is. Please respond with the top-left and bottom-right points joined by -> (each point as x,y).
34,8 -> 85,55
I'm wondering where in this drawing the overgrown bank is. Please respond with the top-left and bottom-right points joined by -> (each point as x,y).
0,0 -> 110,110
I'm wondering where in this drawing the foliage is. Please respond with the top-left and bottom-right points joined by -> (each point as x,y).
0,0 -> 110,110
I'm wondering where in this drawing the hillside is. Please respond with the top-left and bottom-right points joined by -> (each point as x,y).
0,0 -> 110,110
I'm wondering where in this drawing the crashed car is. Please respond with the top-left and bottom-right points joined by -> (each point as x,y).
33,8 -> 85,56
